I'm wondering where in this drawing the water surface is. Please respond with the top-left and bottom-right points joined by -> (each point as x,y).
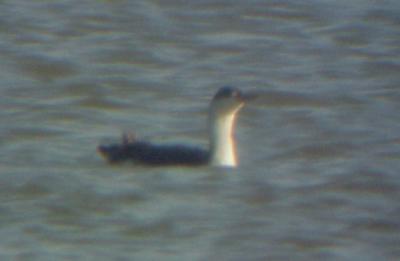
1,1 -> 399,260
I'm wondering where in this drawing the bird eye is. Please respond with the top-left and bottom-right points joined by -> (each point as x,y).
215,86 -> 240,99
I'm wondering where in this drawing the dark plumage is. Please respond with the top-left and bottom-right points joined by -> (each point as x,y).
97,139 -> 209,166
98,86 -> 250,167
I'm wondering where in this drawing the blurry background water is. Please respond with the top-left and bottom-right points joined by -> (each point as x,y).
1,0 -> 399,260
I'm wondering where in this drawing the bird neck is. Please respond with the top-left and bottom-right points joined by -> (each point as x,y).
208,111 -> 239,167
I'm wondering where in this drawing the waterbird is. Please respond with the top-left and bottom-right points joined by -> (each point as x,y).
97,86 -> 253,167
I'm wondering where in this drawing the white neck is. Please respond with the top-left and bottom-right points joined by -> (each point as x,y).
208,111 -> 240,167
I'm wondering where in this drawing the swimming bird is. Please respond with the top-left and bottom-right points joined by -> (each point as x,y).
97,86 -> 251,167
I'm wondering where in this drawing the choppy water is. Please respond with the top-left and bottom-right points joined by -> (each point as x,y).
1,1 -> 400,260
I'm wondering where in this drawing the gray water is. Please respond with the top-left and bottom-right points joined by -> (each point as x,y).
1,1 -> 400,260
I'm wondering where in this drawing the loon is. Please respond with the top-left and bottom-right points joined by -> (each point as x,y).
97,86 -> 251,167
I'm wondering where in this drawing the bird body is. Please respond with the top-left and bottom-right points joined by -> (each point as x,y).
98,86 -> 249,167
